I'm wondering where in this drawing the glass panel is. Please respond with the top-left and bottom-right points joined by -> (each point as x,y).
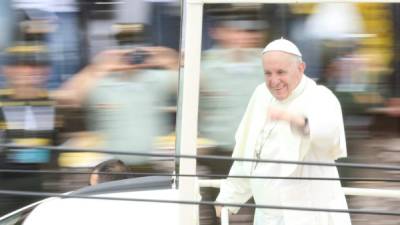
0,0 -> 182,215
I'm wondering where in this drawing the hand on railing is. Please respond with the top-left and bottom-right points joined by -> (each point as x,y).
215,205 -> 222,218
215,206 -> 230,225
221,207 -> 229,225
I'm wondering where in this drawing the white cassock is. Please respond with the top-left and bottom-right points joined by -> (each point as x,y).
216,75 -> 352,225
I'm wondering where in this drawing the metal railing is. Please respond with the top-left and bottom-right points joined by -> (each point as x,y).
198,179 -> 400,225
1,143 -> 400,223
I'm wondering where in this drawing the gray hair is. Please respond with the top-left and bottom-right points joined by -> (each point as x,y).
287,54 -> 303,65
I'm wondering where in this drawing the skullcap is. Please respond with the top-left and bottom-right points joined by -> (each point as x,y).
262,38 -> 302,57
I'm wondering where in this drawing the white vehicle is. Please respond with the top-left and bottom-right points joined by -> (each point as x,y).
0,176 -> 182,225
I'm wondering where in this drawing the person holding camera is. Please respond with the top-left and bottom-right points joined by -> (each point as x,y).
52,45 -> 179,172
198,6 -> 269,179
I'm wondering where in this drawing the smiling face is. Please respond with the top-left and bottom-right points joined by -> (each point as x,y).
262,51 -> 305,101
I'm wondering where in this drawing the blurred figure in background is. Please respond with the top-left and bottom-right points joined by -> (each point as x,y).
12,0 -> 83,89
0,42 -> 60,215
89,159 -> 129,185
0,0 -> 14,52
198,4 -> 268,175
53,24 -> 179,176
198,6 -> 268,225
301,3 -> 365,81
302,3 -> 379,138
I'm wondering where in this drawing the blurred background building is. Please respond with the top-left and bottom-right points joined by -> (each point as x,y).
0,1 -> 399,225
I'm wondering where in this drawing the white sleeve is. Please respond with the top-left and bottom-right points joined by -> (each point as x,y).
215,85 -> 264,213
307,86 -> 347,159
216,165 -> 253,214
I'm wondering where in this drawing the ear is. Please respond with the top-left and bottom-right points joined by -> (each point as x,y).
298,61 -> 306,74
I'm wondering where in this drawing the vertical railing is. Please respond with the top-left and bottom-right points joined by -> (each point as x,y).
176,0 -> 204,225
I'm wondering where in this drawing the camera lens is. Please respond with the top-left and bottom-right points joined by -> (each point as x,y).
130,50 -> 148,64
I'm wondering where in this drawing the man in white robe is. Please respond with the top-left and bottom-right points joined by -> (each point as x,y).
215,38 -> 352,225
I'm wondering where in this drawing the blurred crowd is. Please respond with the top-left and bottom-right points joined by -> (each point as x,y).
0,1 -> 400,222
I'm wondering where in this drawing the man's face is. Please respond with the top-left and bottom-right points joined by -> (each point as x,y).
2,64 -> 49,88
262,51 -> 305,101
211,26 -> 265,48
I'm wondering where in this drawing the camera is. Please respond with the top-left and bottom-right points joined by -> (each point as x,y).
126,49 -> 150,65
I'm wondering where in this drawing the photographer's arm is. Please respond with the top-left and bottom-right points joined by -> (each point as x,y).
50,64 -> 107,107
51,49 -> 138,107
51,47 -> 180,107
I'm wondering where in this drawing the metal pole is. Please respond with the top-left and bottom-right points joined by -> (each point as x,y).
177,0 -> 204,225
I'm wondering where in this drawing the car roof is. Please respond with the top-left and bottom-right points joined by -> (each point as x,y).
22,176 -> 181,225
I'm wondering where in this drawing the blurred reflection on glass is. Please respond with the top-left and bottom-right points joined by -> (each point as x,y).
54,27 -> 179,172
0,0 -> 13,52
300,3 -> 393,100
298,3 -> 394,138
198,4 -> 268,175
0,42 -> 59,215
290,3 -> 365,81
12,0 -> 83,89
